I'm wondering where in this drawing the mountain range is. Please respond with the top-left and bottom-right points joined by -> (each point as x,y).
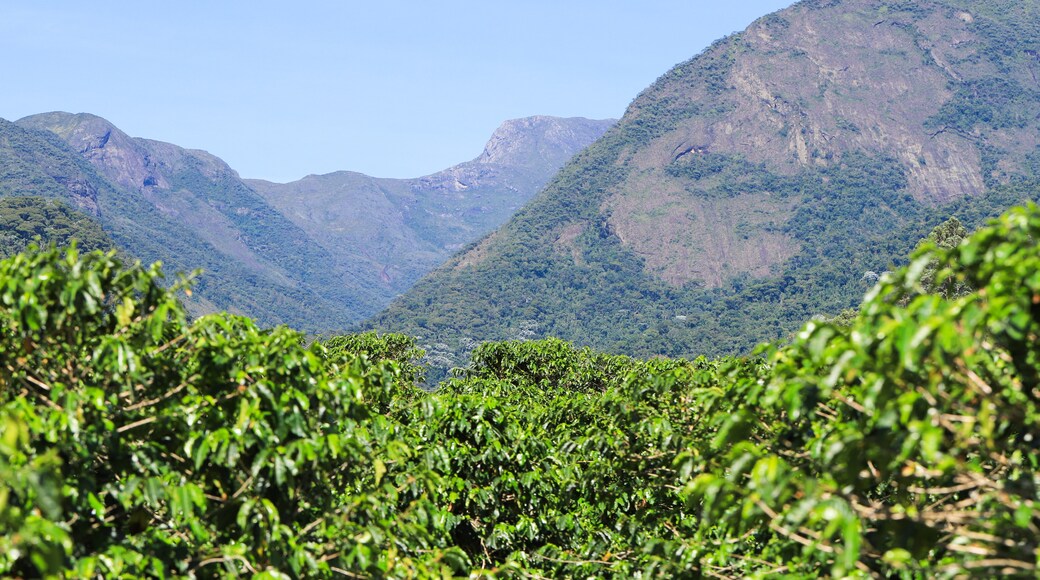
4,0 -> 1040,376
246,116 -> 614,298
0,113 -> 613,330
368,0 -> 1040,370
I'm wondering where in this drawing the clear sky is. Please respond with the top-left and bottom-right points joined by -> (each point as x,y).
1,1 -> 795,183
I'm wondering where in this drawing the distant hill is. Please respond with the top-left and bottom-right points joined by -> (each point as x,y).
246,116 -> 615,297
1,112 -> 612,330
368,0 -> 1040,370
9,112 -> 375,328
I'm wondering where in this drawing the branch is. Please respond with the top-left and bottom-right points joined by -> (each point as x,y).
124,379 -> 192,411
193,555 -> 258,575
330,566 -> 368,578
116,416 -> 157,433
756,500 -> 835,554
530,550 -> 631,567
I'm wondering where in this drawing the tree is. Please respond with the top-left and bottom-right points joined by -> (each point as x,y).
914,216 -> 970,298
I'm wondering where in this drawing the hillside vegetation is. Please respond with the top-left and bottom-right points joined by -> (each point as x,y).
3,112 -> 611,332
3,201 -> 1039,577
369,0 -> 1040,373
0,196 -> 113,258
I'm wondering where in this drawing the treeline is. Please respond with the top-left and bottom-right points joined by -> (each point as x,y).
3,204 -> 1040,577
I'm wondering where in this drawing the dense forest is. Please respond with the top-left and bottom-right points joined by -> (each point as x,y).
0,196 -> 113,258
2,202 -> 1039,577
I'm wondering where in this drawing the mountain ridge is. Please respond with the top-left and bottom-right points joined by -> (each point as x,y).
2,111 -> 613,330
368,0 -> 1040,371
246,116 -> 615,296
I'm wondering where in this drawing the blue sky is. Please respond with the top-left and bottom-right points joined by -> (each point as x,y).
1,1 -> 795,182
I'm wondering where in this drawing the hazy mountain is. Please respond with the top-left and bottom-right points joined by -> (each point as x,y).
1,113 -> 365,327
2,112 -> 612,330
368,0 -> 1040,368
246,116 -> 615,297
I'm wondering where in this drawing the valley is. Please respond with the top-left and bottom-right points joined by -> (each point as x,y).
3,0 -> 1040,577
0,112 -> 612,331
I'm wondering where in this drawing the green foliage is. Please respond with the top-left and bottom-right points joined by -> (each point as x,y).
0,196 -> 113,258
684,204 -> 1040,576
0,246 -> 459,577
665,152 -> 786,199
320,331 -> 427,387
912,216 -> 971,299
450,337 -> 685,396
926,79 -> 1037,134
5,203 -> 1040,577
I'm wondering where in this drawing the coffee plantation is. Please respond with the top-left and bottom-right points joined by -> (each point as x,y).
3,204 -> 1040,577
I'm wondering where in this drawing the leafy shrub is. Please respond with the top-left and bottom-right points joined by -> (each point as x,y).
321,331 -> 427,387
4,203 -> 1040,577
685,204 -> 1040,576
0,246 -> 459,577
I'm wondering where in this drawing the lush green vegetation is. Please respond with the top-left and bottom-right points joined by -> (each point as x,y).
0,118 -> 365,332
371,144 -> 1040,379
3,203 -> 1040,577
0,196 -> 113,258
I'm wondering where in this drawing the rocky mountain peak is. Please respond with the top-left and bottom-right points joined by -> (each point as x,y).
476,116 -> 616,167
18,112 -> 248,195
18,112 -> 169,192
416,116 -> 615,194
18,112 -> 122,152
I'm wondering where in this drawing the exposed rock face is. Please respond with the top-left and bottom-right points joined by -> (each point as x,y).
50,175 -> 101,217
476,116 -> 617,167
370,0 -> 1040,364
416,117 -> 616,193
603,190 -> 799,288
19,113 -> 169,192
629,2 -> 1007,203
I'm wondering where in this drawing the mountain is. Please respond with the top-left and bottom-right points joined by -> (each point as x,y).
1,112 -> 612,330
9,112 -> 375,329
368,0 -> 1040,369
246,116 -> 615,297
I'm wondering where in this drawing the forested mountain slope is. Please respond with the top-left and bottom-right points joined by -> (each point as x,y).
2,113 -> 611,330
3,114 -> 369,328
246,116 -> 614,297
369,0 -> 1040,367
0,196 -> 113,258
